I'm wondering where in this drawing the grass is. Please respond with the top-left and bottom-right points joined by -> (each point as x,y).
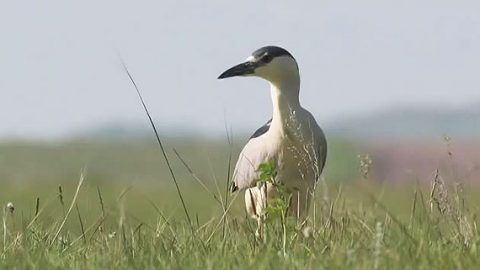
0,140 -> 479,269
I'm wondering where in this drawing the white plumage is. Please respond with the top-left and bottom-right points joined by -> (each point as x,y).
218,46 -> 327,236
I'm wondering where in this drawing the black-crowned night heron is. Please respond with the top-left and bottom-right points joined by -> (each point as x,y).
218,46 -> 327,236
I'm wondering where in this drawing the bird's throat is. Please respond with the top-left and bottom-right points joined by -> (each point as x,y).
270,77 -> 301,136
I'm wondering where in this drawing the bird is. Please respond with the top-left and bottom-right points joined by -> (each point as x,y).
218,46 -> 327,236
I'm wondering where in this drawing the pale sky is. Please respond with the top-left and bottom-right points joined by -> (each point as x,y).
1,0 -> 479,139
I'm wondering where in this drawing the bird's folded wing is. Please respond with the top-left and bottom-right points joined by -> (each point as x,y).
232,137 -> 271,191
315,128 -> 328,181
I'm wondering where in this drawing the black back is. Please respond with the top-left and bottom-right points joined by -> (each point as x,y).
249,119 -> 272,140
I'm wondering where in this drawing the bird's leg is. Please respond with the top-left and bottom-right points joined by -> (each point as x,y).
295,188 -> 315,238
255,216 -> 263,239
246,188 -> 265,239
259,183 -> 268,241
286,189 -> 310,230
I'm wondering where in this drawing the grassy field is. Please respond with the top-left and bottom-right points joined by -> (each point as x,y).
0,139 -> 479,269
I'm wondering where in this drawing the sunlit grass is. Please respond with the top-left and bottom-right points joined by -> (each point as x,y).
0,141 -> 479,269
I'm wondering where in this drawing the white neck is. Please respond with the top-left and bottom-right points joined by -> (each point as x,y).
269,75 -> 301,135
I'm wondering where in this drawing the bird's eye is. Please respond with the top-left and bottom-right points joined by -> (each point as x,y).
262,54 -> 273,63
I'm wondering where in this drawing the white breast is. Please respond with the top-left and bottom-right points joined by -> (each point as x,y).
233,108 -> 325,192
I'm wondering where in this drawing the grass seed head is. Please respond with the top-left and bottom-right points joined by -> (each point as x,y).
6,202 -> 14,214
302,226 -> 314,238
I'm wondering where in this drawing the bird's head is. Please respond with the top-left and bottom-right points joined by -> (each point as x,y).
218,46 -> 299,84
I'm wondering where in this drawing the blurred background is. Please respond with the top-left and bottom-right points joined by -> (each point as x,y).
0,1 -> 479,219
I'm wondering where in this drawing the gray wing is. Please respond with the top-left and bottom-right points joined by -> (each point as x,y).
315,126 -> 327,181
230,119 -> 272,192
302,110 -> 327,182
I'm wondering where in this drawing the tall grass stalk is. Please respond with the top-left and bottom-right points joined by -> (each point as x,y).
222,122 -> 234,240
120,59 -> 194,234
173,149 -> 222,206
2,208 -> 6,252
51,170 -> 86,245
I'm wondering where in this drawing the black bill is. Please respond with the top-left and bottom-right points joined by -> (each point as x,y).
218,61 -> 258,79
